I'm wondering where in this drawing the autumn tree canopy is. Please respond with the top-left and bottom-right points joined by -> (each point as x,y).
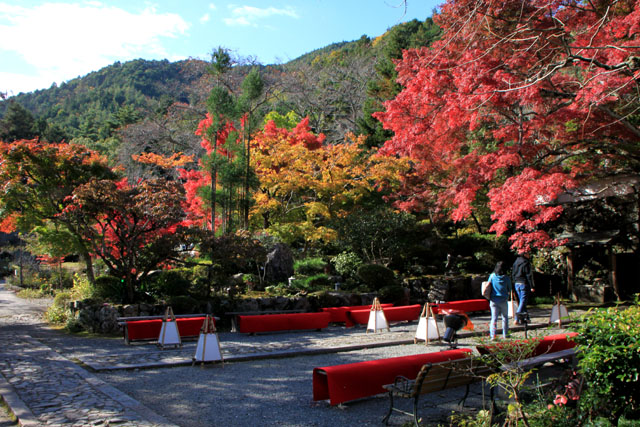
251,118 -> 408,247
376,0 -> 640,252
62,178 -> 188,302
0,140 -> 115,282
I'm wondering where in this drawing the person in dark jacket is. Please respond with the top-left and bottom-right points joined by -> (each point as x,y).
487,261 -> 511,340
512,252 -> 535,323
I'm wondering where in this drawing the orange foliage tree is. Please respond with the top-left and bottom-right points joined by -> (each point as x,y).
0,139 -> 115,283
251,118 -> 408,247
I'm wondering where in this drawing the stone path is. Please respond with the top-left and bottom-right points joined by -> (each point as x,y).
0,282 -> 582,427
0,333 -> 176,427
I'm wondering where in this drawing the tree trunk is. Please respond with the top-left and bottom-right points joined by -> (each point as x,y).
80,249 -> 95,284
211,133 -> 218,235
244,124 -> 251,229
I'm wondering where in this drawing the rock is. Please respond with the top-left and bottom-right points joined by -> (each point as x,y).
448,276 -> 469,300
122,304 -> 138,317
469,276 -> 485,299
274,296 -> 290,310
291,297 -> 310,311
230,273 -> 245,285
98,305 -> 119,333
138,303 -> 154,316
235,299 -> 259,312
428,279 -> 449,302
264,243 -> 294,284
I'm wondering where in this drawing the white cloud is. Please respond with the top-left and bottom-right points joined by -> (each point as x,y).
0,71 -> 54,97
200,12 -> 210,23
209,3 -> 217,10
224,5 -> 298,27
0,2 -> 190,93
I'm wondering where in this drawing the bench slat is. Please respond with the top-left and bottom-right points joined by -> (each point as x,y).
382,357 -> 492,426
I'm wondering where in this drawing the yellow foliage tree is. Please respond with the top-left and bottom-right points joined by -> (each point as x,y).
251,119 -> 408,247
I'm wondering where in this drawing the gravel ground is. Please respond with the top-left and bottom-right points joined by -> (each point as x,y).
95,335 -> 500,427
1,282 -> 578,427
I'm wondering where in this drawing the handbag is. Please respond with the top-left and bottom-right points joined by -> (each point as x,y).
481,281 -> 492,299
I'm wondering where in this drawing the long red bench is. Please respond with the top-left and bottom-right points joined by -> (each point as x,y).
347,304 -> 422,326
321,304 -> 394,327
476,332 -> 578,361
122,316 -> 209,344
532,332 -> 578,355
236,312 -> 331,334
432,299 -> 489,315
313,348 -> 473,405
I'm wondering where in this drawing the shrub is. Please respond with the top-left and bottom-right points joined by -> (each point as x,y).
294,257 -> 327,276
45,291 -> 73,324
289,274 -> 332,293
69,274 -> 94,301
571,302 -> 640,422
8,268 -> 46,290
265,283 -> 290,296
378,285 -> 406,304
49,268 -> 75,290
93,275 -> 124,302
16,288 -> 46,299
336,208 -> 419,265
147,269 -> 191,298
167,295 -> 199,314
357,263 -> 395,291
45,304 -> 69,324
330,251 -> 363,280
189,265 -> 211,298
305,274 -> 332,290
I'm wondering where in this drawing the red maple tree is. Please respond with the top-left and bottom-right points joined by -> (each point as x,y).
62,177 -> 188,302
375,0 -> 640,252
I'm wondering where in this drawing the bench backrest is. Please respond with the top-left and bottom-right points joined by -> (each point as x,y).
413,358 -> 492,396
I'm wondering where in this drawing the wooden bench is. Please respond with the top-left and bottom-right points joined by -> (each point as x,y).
118,314 -> 213,344
225,310 -> 305,332
382,357 -> 494,426
313,348 -> 473,406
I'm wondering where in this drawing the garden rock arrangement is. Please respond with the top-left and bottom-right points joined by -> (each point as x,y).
69,292 -> 381,334
68,274 -> 492,334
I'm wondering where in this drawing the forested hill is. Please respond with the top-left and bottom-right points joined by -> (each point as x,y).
0,59 -> 206,142
0,18 -> 440,154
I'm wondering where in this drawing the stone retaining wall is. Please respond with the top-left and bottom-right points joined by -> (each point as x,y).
69,275 -> 485,334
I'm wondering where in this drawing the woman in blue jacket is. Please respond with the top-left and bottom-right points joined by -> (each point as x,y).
487,261 -> 512,340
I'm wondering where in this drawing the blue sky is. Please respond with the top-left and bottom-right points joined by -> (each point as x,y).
0,1 -> 441,97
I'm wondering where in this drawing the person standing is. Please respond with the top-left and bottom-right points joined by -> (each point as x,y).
487,261 -> 511,340
512,252 -> 535,323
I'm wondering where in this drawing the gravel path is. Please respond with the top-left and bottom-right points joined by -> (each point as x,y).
0,281 -> 581,427
95,340 -> 490,427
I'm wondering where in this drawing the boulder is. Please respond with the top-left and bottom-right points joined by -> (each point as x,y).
264,243 -> 294,284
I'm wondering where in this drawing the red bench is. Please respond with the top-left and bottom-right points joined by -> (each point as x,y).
347,304 -> 422,326
313,348 -> 473,405
432,299 -> 489,315
476,332 -> 578,367
120,316 -> 210,344
236,312 -> 331,334
321,304 -> 394,327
